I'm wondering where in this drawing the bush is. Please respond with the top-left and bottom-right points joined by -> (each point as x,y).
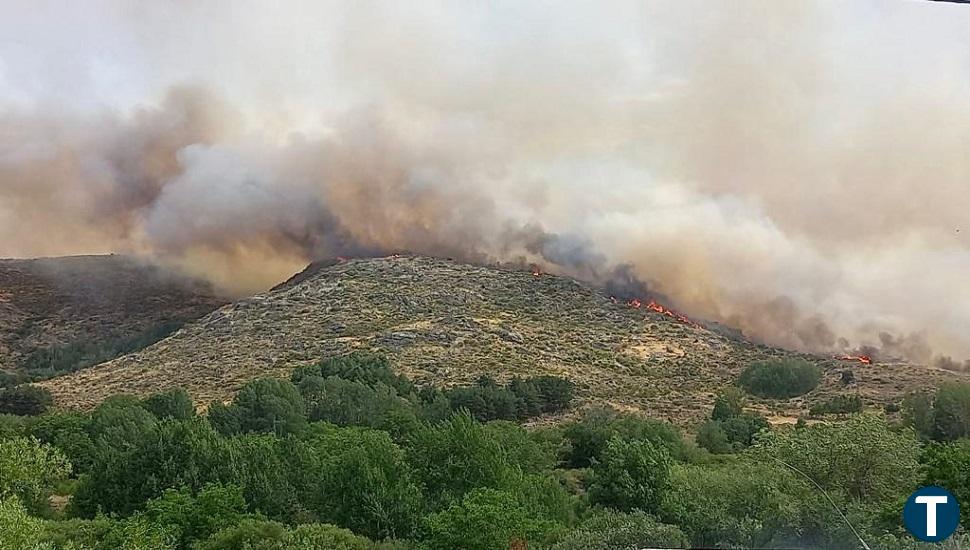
563,407 -> 690,468
0,436 -> 71,508
809,395 -> 862,417
587,435 -> 671,513
405,412 -> 513,508
551,510 -> 688,550
142,388 -> 195,420
711,387 -> 744,421
932,382 -> 970,441
292,352 -> 415,397
921,439 -> 970,529
749,414 -> 920,502
739,359 -> 821,399
0,385 -> 52,416
210,378 -> 305,436
695,421 -> 732,454
423,488 -> 562,550
902,383 -> 970,442
297,375 -> 420,436
142,483 -> 248,547
659,462 -> 803,548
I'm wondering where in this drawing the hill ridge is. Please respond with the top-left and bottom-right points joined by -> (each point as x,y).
39,255 -> 965,424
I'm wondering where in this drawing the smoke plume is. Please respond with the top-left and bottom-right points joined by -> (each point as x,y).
2,1 -> 969,363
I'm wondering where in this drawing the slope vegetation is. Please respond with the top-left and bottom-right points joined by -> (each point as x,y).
40,255 -> 964,424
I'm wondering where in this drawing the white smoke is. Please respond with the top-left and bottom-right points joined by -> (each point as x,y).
1,0 -> 969,362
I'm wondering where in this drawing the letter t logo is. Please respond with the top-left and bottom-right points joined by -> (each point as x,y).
916,495 -> 949,536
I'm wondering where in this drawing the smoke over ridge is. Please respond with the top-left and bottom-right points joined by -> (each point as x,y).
2,1 -> 969,363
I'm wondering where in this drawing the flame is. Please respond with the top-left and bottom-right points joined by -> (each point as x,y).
624,297 -> 699,328
836,354 -> 872,365
531,265 -> 542,277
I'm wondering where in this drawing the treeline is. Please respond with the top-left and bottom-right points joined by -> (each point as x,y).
17,321 -> 186,382
1,355 -> 970,549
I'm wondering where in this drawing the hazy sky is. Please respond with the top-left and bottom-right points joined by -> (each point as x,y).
1,1 -> 969,361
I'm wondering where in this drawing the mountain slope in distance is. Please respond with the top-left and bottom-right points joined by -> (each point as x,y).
40,255 -> 965,425
0,255 -> 225,374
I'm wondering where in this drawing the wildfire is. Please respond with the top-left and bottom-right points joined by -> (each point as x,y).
531,265 -> 542,277
836,354 -> 873,365
336,256 -> 348,263
623,297 -> 699,328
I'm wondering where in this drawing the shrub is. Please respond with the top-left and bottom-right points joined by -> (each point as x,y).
921,439 -> 970,529
563,407 -> 689,467
659,462 -> 803,548
405,412 -> 512,508
902,383 -> 970,442
695,420 -> 732,454
552,510 -> 689,550
587,435 -> 671,513
423,488 -> 562,550
739,359 -> 821,399
142,483 -> 248,547
0,436 -> 71,508
808,395 -> 862,417
210,378 -> 305,436
932,382 -> 970,441
0,385 -> 52,416
292,352 -> 415,396
711,387 -> 744,421
297,375 -> 420,436
142,388 -> 195,420
749,414 -> 920,502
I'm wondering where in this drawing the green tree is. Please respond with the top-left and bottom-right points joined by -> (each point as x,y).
587,435 -> 671,513
659,461 -> 803,548
932,382 -> 970,441
142,483 -> 248,547
405,412 -> 512,508
292,352 -> 415,397
563,407 -> 689,467
141,388 -> 195,420
28,411 -> 96,474
0,496 -> 51,550
211,378 -> 306,436
739,359 -> 822,399
552,510 -> 688,550
695,420 -> 732,454
749,414 -> 920,502
298,376 -> 420,436
0,436 -> 71,508
423,488 -> 561,550
711,387 -> 745,421
305,426 -> 423,539
921,439 -> 970,529
0,385 -> 53,416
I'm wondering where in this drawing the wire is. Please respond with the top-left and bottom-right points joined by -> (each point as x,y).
765,455 -> 872,550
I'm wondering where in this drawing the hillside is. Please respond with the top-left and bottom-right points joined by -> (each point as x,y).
0,255 -> 225,376
40,255 -> 965,425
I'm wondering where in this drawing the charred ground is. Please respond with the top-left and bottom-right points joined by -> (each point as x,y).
39,255 -> 965,425
0,255 -> 225,377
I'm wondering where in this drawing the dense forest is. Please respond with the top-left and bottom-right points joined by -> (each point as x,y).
1,353 -> 969,549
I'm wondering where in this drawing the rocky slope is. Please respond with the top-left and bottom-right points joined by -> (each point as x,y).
41,255 -> 965,425
0,255 -> 225,373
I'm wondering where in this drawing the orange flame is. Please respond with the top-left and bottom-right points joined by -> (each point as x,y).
531,265 -> 542,277
836,354 -> 872,365
624,297 -> 699,328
